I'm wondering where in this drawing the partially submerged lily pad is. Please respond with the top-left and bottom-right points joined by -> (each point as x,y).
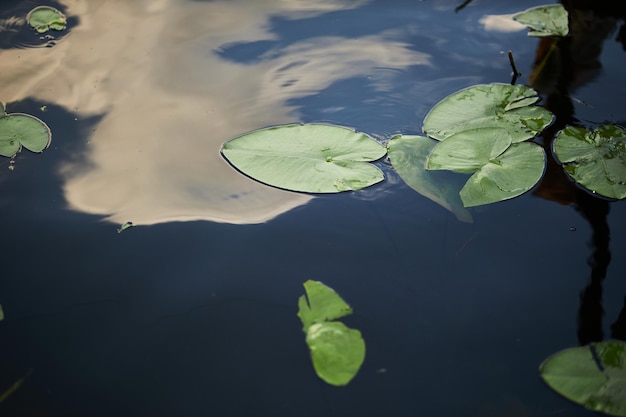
422,83 -> 554,143
27,6 -> 67,33
221,123 -> 386,193
298,280 -> 365,386
513,4 -> 569,37
540,341 -> 626,416
0,113 -> 52,158
387,134 -> 472,222
553,124 -> 626,200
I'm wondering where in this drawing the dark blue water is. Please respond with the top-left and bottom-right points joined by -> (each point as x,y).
1,1 -> 626,416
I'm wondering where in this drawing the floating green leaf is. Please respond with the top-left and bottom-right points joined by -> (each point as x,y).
458,142 -> 546,207
0,113 -> 52,158
387,134 -> 472,222
422,83 -> 554,143
117,222 -> 134,234
297,280 -> 352,331
427,127 -> 546,207
513,5 -> 569,37
553,125 -> 626,200
222,123 -> 386,193
306,321 -> 365,387
298,280 -> 365,386
540,341 -> 626,417
26,6 -> 67,33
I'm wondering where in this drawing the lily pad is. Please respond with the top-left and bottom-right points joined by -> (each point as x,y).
221,123 -> 386,193
0,113 -> 52,158
513,5 -> 569,37
553,125 -> 626,200
387,134 -> 472,222
26,6 -> 67,33
297,280 -> 353,332
297,280 -> 365,386
422,83 -> 554,143
458,142 -> 546,207
540,341 -> 626,416
306,321 -> 366,387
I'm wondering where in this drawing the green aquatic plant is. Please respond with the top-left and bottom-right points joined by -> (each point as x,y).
26,6 -> 67,33
117,222 -> 134,233
553,124 -> 626,200
540,341 -> 626,416
221,123 -> 386,193
513,4 -> 569,37
297,280 -> 365,386
0,112 -> 51,158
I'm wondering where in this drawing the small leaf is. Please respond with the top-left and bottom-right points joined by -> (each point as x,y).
306,322 -> 366,386
117,222 -> 134,234
222,123 -> 386,193
459,142 -> 546,207
553,125 -> 626,200
513,5 -> 569,37
540,341 -> 626,416
0,305 -> 4,321
26,6 -> 67,33
387,134 -> 472,222
0,113 -> 52,158
423,83 -> 554,143
297,280 -> 352,331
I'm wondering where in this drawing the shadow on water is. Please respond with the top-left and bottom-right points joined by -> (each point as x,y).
529,1 -> 626,344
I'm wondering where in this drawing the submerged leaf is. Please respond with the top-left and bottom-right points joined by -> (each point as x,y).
306,322 -> 365,386
0,113 -> 52,158
387,134 -> 472,222
26,6 -> 67,33
513,5 -> 569,37
222,123 -> 386,193
297,280 -> 352,331
459,142 -> 546,207
422,83 -> 553,143
553,125 -> 626,200
540,341 -> 626,416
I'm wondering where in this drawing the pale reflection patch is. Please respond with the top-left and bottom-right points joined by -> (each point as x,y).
479,14 -> 526,33
0,0 -> 431,225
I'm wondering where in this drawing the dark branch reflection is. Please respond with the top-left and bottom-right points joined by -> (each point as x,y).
530,1 -> 626,345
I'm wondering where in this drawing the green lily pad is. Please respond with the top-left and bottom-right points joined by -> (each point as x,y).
459,142 -> 546,207
513,5 -> 569,37
426,128 -> 513,174
297,280 -> 353,331
306,321 -> 366,387
422,83 -> 554,143
0,113 -> 52,158
387,134 -> 472,222
540,341 -> 626,417
222,123 -> 386,193
26,6 -> 67,33
553,124 -> 626,200
297,280 -> 365,386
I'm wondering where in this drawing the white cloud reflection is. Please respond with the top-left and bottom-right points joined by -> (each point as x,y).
479,14 -> 526,33
0,0 -> 430,225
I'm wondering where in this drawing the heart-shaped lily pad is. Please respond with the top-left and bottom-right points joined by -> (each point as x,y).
513,5 -> 569,37
26,6 -> 67,33
221,123 -> 386,193
0,113 -> 52,158
553,124 -> 626,200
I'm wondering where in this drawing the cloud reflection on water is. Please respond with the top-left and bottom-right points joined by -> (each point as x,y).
0,0 -> 431,225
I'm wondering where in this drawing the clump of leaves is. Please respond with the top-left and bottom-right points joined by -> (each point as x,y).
540,341 -> 626,417
297,280 -> 365,386
26,6 -> 67,33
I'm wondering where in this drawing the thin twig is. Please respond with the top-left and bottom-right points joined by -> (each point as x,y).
455,0 -> 473,13
508,50 -> 521,85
